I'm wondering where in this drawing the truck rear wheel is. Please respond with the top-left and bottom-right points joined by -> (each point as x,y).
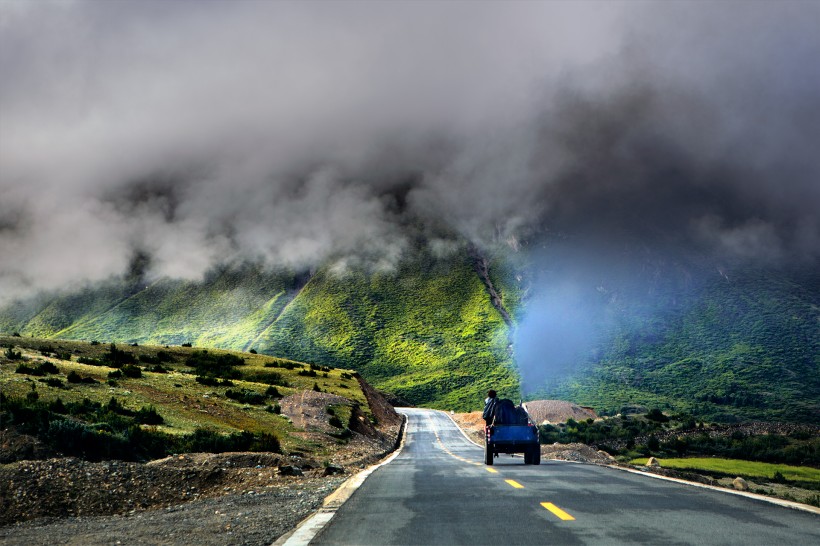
531,446 -> 541,465
524,449 -> 532,465
485,442 -> 494,465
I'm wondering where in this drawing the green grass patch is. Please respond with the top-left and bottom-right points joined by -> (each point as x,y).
631,457 -> 820,483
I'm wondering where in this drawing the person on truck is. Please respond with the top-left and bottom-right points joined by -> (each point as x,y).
482,389 -> 498,424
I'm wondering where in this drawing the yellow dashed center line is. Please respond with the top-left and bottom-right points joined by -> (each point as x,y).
428,415 -> 579,523
541,502 -> 575,521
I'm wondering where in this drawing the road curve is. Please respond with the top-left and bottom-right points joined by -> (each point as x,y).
311,408 -> 819,545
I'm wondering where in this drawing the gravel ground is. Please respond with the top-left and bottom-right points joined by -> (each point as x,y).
0,477 -> 345,546
0,377 -> 403,545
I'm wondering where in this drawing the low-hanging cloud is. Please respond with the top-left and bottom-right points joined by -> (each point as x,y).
1,0 -> 818,310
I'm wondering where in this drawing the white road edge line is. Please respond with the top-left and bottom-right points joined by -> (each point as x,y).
445,410 -> 820,515
443,410 -> 484,449
272,412 -> 409,546
607,464 -> 820,516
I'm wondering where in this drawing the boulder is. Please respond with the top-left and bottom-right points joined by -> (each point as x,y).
646,457 -> 661,467
278,465 -> 304,477
732,477 -> 749,491
323,464 -> 345,476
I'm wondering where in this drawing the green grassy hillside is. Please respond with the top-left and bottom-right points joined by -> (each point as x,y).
537,268 -> 820,423
53,264 -> 303,349
1,245 -> 817,422
0,336 -> 369,459
257,246 -> 520,409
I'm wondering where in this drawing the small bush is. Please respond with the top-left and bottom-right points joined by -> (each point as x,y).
108,370 -> 123,379
156,351 -> 175,362
312,382 -> 322,392
299,369 -> 317,377
329,415 -> 344,429
39,377 -> 66,389
15,363 -> 43,376
646,409 -> 669,423
120,365 -> 142,379
249,349 -> 257,354
251,432 -> 281,453
78,356 -> 104,366
181,343 -> 192,347
265,386 -> 282,398
135,406 -> 164,425
225,389 -> 266,405
5,347 -> 23,360
66,371 -> 98,384
195,376 -> 234,387
148,364 -> 168,373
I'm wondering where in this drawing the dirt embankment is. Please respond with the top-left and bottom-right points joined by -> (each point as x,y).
0,379 -> 403,544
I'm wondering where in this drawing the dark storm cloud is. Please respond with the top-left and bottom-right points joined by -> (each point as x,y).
1,0 -> 818,304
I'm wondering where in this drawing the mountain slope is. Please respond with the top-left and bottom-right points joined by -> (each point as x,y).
256,246 -> 520,409
1,246 -> 817,421
533,266 -> 820,423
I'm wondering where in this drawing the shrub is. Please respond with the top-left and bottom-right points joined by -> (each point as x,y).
251,432 -> 281,453
102,344 -> 137,368
108,370 -> 123,379
156,351 -> 175,362
186,351 -> 243,379
225,389 -> 266,405
39,377 -> 66,389
249,349 -> 257,354
90,340 -> 100,345
181,343 -> 192,347
265,386 -> 282,398
4,347 -> 23,360
49,398 -> 67,414
646,408 -> 669,423
329,415 -> 344,429
243,370 -> 287,386
265,404 -> 281,414
15,363 -> 43,376
66,371 -> 97,384
299,369 -> 318,377
135,406 -> 164,425
195,376 -> 233,387
78,356 -> 104,366
312,382 -> 322,392
120,365 -> 142,378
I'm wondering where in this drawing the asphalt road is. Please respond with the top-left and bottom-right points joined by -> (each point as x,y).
310,408 -> 819,546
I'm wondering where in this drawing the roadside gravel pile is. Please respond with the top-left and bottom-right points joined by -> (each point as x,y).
523,400 -> 597,425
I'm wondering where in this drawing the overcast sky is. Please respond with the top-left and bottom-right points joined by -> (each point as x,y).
2,0 -> 819,300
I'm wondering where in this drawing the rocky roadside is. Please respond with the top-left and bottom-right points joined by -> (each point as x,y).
0,381 -> 404,545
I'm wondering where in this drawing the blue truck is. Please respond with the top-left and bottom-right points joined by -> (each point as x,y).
484,399 -> 541,465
